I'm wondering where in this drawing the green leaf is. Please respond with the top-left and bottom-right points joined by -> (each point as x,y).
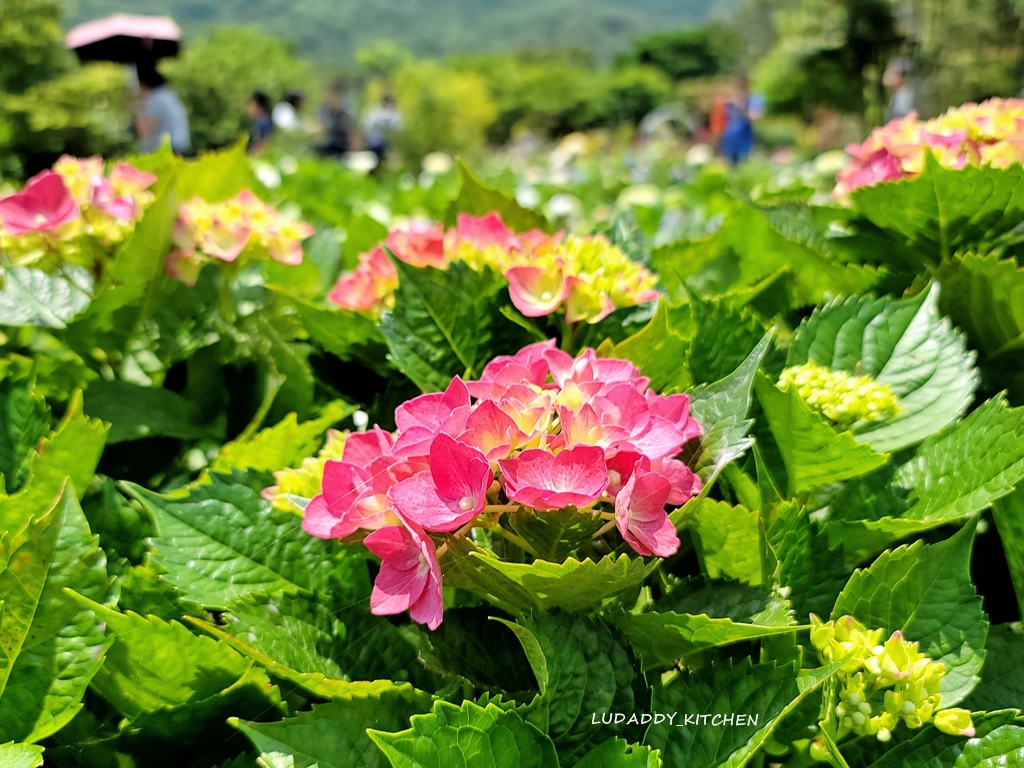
85,182 -> 177,318
0,374 -> 50,494
682,498 -> 760,585
506,505 -> 605,563
615,602 -> 802,671
652,202 -> 877,308
0,743 -> 44,768
379,259 -> 508,392
787,285 -> 978,452
829,394 -> 1024,558
962,624 -> 1024,712
936,253 -> 1024,359
766,502 -> 850,620
369,699 -> 558,768
754,375 -> 887,496
69,595 -> 283,724
688,295 -> 770,386
277,293 -> 385,368
573,739 -> 661,768
233,694 -> 432,768
831,522 -> 986,706
213,400 -> 353,473
443,543 -> 655,613
0,485 -> 112,743
174,139 -> 259,202
686,330 -> 773,485
190,600 -> 433,694
993,486 -> 1024,618
861,711 -> 1023,768
501,612 -> 647,763
0,392 -> 108,541
850,153 -> 1024,261
611,300 -> 692,393
446,159 -> 551,233
83,379 -> 223,444
419,607 -> 537,696
644,658 -> 838,768
0,265 -> 93,329
123,473 -> 351,610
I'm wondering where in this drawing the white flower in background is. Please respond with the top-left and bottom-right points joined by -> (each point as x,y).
252,160 -> 282,189
617,184 -> 662,209
278,155 -> 299,175
346,151 -> 379,175
516,184 -> 541,209
685,143 -> 714,166
422,152 -> 454,176
544,192 -> 581,220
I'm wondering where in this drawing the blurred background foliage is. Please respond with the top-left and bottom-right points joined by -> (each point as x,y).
2,0 -> 1024,178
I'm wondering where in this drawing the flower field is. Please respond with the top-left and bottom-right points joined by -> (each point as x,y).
2,108 -> 1024,768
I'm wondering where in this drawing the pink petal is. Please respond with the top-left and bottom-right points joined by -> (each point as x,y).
457,211 -> 520,250
615,463 -> 678,557
505,265 -> 569,317
428,433 -> 491,512
498,444 -> 608,511
343,426 -> 395,467
365,525 -> 429,614
0,171 -> 80,234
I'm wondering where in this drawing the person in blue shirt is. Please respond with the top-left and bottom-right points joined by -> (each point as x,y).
720,74 -> 763,165
246,91 -> 274,155
134,63 -> 191,155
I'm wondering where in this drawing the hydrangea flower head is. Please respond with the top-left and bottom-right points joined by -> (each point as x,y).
293,341 -> 703,629
167,189 -> 315,285
0,156 -> 157,268
327,211 -> 659,324
835,98 -> 1024,198
779,362 -> 900,427
810,615 -> 975,741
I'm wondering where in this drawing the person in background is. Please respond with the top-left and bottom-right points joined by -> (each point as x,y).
246,91 -> 274,155
272,91 -> 304,132
134,62 -> 191,155
363,94 -> 403,164
316,79 -> 354,158
884,58 -> 915,120
719,74 -> 760,165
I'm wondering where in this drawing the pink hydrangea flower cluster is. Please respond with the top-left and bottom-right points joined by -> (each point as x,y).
835,98 -> 1024,198
299,341 -> 702,629
167,189 -> 315,285
0,155 -> 156,267
327,212 -> 660,324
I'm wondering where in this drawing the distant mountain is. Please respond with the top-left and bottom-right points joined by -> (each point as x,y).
69,0 -> 732,64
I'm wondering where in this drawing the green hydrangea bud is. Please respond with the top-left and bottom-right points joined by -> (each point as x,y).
810,615 -> 975,742
779,362 -> 900,426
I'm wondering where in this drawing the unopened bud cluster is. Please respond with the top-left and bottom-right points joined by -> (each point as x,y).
779,362 -> 900,426
811,615 -> 974,742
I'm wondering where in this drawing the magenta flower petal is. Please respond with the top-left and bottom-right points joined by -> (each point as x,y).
365,522 -> 443,630
342,426 -> 394,468
615,462 -> 678,557
0,171 -> 80,234
499,444 -> 609,511
305,460 -> 393,538
457,211 -> 520,250
460,399 -> 521,460
394,376 -> 470,432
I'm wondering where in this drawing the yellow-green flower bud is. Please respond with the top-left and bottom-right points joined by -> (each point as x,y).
933,708 -> 976,737
779,362 -> 900,426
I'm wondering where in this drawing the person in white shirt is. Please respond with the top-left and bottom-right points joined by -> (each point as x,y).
272,91 -> 304,132
884,58 -> 915,121
363,95 -> 403,163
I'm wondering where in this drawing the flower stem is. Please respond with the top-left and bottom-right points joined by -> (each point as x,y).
492,526 -> 541,558
594,519 -> 618,538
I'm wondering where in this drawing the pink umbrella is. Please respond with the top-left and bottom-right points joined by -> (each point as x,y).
65,14 -> 181,63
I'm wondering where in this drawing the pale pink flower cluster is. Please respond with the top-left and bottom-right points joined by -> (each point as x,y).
167,190 -> 315,285
327,212 -> 660,324
300,341 -> 702,629
835,98 -> 1024,198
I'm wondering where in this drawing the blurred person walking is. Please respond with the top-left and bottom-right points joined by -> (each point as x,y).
246,91 -> 274,155
363,94 -> 403,164
134,62 -> 191,155
719,74 -> 762,165
316,80 -> 354,158
884,58 -> 915,120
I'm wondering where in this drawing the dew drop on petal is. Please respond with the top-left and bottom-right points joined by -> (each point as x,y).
459,496 -> 475,512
